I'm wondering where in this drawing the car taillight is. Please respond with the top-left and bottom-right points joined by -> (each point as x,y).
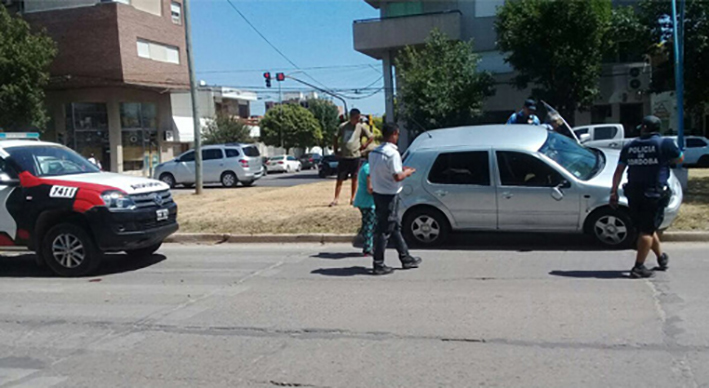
309,158 -> 314,162
239,159 -> 249,168
278,161 -> 284,164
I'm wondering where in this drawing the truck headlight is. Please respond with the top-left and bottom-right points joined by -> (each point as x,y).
101,191 -> 136,210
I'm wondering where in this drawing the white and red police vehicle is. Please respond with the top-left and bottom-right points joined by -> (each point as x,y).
0,134 -> 178,276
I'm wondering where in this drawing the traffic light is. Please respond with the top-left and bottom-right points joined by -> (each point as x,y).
276,73 -> 285,82
263,72 -> 272,88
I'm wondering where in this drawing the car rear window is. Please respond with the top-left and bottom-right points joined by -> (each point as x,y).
243,146 -> 260,157
428,151 -> 490,186
226,148 -> 240,158
270,156 -> 284,161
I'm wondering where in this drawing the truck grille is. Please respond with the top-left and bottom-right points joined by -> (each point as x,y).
130,190 -> 174,209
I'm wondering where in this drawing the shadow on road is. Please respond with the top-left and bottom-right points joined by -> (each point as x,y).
549,270 -> 629,279
424,232 -> 604,252
311,266 -> 371,277
0,253 -> 167,278
311,252 -> 365,260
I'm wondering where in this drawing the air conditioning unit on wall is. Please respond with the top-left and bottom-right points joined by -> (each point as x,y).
627,64 -> 650,92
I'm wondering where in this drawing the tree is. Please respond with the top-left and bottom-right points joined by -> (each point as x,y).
260,104 -> 322,151
495,0 -> 613,123
395,29 -> 495,133
630,1 -> 709,123
306,98 -> 339,147
0,7 -> 57,130
202,113 -> 253,145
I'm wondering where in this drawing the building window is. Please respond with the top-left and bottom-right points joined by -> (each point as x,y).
171,2 -> 182,24
136,39 -> 180,65
65,103 -> 110,171
121,103 -> 159,173
382,1 -> 422,18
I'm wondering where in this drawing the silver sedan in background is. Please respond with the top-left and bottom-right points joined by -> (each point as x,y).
398,125 -> 682,248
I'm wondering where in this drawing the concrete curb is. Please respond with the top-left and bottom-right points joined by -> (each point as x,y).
165,231 -> 709,244
660,231 -> 709,243
164,233 -> 357,244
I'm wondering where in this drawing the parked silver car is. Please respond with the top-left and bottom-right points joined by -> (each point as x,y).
399,125 -> 683,248
154,143 -> 264,188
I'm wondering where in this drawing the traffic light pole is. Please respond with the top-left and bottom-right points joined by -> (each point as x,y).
284,75 -> 348,119
183,0 -> 203,194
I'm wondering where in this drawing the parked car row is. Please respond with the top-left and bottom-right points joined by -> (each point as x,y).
586,135 -> 709,167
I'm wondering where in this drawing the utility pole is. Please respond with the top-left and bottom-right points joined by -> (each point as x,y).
183,0 -> 203,194
672,0 -> 685,152
278,79 -> 283,149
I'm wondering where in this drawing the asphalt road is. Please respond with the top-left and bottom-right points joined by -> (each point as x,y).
171,169 -> 328,194
2,242 -> 709,387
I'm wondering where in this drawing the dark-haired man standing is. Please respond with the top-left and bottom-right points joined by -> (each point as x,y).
331,108 -> 373,207
610,115 -> 684,278
368,123 -> 422,275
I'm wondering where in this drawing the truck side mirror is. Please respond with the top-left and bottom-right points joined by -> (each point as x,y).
579,133 -> 591,143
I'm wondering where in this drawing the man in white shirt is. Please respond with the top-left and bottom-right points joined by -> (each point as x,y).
368,123 -> 422,275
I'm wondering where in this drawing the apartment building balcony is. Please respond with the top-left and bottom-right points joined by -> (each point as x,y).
353,10 -> 462,59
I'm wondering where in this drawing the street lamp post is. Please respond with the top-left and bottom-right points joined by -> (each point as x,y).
183,0 -> 203,194
671,0 -> 685,151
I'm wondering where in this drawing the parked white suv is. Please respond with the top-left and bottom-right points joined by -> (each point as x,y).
154,144 -> 264,188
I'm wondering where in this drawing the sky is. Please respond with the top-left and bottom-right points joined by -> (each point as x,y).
190,0 -> 384,116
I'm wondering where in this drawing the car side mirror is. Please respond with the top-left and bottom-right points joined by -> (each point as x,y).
579,133 -> 591,143
551,187 -> 564,201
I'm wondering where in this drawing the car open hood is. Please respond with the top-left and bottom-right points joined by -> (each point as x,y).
47,172 -> 169,194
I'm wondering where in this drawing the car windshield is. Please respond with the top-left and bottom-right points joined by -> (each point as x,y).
538,132 -> 600,181
243,146 -> 260,157
7,145 -> 100,177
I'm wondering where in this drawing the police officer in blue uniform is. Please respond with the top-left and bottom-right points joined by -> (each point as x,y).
506,99 -> 541,125
610,116 -> 684,278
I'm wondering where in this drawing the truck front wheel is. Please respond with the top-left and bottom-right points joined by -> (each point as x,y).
41,223 -> 103,277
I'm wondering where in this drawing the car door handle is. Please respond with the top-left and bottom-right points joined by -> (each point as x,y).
502,192 -> 513,199
609,142 -> 619,147
434,190 -> 448,197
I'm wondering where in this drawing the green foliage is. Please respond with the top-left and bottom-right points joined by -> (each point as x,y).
632,0 -> 709,116
260,104 -> 322,151
306,98 -> 339,146
395,29 -> 495,133
0,7 -> 57,130
495,0 -> 613,121
202,114 -> 253,145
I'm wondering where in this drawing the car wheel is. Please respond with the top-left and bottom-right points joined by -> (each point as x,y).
403,207 -> 450,247
42,223 -> 102,277
242,180 -> 255,187
286,165 -> 292,173
587,208 -> 636,249
296,165 -> 302,172
159,173 -> 176,188
221,171 -> 237,187
126,243 -> 162,258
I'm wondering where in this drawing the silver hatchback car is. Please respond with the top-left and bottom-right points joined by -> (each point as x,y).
154,143 -> 264,188
399,125 -> 683,248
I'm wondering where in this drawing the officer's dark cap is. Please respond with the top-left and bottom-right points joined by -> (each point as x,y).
524,99 -> 537,111
638,115 -> 662,132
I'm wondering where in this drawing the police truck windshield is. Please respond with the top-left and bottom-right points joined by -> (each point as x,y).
539,132 -> 600,181
7,146 -> 101,177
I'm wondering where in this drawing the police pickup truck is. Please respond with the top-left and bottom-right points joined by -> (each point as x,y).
0,134 -> 178,276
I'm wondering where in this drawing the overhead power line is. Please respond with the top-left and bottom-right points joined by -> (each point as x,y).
224,0 -> 333,91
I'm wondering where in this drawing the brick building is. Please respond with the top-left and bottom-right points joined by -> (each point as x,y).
15,0 -> 193,175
